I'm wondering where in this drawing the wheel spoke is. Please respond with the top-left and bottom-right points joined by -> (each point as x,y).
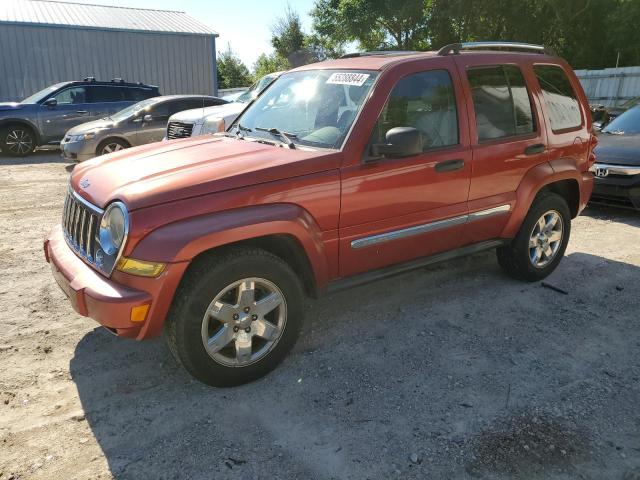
113,144 -> 123,151
253,319 -> 279,340
253,291 -> 283,316
537,217 -> 546,233
544,246 -> 553,258
234,335 -> 252,363
548,230 -> 562,243
532,246 -> 542,263
529,237 -> 538,248
545,214 -> 559,230
207,300 -> 236,323
206,325 -> 235,354
104,145 -> 113,153
237,280 -> 256,307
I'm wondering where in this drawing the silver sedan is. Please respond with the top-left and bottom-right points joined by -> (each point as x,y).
60,95 -> 226,161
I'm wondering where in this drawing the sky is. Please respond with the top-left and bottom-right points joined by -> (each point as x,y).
62,0 -> 318,68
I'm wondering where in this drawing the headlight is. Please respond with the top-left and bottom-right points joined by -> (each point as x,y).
99,202 -> 129,255
201,117 -> 224,135
69,132 -> 96,142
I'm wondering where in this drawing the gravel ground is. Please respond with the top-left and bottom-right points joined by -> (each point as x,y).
1,151 -> 639,480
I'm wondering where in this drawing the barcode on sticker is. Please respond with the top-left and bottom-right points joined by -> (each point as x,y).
326,72 -> 370,86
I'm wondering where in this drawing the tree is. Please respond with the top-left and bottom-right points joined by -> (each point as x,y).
269,4 -> 322,69
252,53 -> 289,81
216,44 -> 252,89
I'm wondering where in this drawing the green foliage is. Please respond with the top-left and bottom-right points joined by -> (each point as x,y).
310,0 -> 640,69
271,6 -> 307,60
217,44 -> 252,89
252,53 -> 289,82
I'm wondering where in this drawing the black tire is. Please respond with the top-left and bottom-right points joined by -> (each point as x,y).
497,192 -> 571,282
96,138 -> 129,157
1,125 -> 36,157
165,247 -> 305,387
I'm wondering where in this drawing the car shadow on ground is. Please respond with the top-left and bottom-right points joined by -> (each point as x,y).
581,204 -> 639,228
69,249 -> 640,479
0,148 -> 71,166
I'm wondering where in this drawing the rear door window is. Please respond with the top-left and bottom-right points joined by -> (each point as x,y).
86,86 -> 126,103
533,65 -> 582,132
126,88 -> 157,101
467,65 -> 535,142
371,69 -> 459,151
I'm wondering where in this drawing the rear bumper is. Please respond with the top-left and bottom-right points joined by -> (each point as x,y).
591,173 -> 640,210
45,225 -> 188,339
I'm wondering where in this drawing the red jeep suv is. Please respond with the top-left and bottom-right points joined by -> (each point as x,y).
45,42 -> 595,386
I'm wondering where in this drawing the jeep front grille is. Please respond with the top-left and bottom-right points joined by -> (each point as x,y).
167,121 -> 194,139
62,190 -> 103,264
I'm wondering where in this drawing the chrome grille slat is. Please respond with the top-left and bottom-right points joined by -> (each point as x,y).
167,121 -> 194,139
61,189 -> 105,270
79,208 -> 88,252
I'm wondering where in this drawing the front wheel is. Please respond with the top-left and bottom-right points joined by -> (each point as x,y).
165,247 -> 304,387
1,125 -> 36,157
497,192 -> 571,282
96,138 -> 129,157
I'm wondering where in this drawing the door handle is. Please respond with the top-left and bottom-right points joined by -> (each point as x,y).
435,158 -> 465,173
76,110 -> 88,114
524,143 -> 545,156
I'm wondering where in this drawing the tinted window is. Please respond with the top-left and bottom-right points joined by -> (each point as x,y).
534,65 -> 582,131
371,70 -> 458,151
148,102 -> 171,119
176,98 -> 223,113
467,66 -> 535,142
602,105 -> 640,134
54,87 -> 86,104
87,86 -> 126,103
125,88 -> 157,101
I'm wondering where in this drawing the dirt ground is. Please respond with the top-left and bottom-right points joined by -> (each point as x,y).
1,150 -> 639,480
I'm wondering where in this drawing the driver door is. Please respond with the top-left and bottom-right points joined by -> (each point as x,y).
38,86 -> 91,141
339,64 -> 472,278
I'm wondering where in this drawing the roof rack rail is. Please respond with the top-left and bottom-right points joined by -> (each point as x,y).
83,76 -> 96,82
437,42 -> 555,56
111,77 -> 125,83
340,50 -> 419,59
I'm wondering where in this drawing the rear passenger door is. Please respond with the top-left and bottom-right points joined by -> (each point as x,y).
86,86 -> 129,119
136,99 -> 206,144
454,58 -> 548,243
339,63 -> 472,278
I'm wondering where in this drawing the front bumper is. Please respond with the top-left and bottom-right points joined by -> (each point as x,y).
590,165 -> 640,210
44,225 -> 188,339
60,138 -> 95,162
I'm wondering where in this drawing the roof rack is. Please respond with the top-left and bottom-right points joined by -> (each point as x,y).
340,50 -> 419,59
83,76 -> 96,82
437,42 -> 555,56
111,78 -> 125,83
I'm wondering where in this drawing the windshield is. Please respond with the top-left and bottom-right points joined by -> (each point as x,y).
602,105 -> 640,135
110,97 -> 160,122
20,83 -> 68,104
230,70 -> 378,149
236,73 -> 279,104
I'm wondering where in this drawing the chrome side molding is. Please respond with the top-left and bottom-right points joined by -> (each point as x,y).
350,204 -> 511,249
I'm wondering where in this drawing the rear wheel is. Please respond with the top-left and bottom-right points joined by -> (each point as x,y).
1,125 -> 36,157
165,247 -> 304,387
96,138 -> 129,156
497,192 -> 571,281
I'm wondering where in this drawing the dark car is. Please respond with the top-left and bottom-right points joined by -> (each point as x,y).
590,105 -> 640,209
61,95 -> 227,162
592,96 -> 640,131
0,78 -> 160,157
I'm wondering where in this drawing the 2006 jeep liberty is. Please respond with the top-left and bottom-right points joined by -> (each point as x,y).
45,42 -> 595,386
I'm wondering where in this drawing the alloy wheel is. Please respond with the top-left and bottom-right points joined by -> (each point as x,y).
201,278 -> 287,367
528,210 -> 563,268
5,129 -> 34,155
101,142 -> 124,154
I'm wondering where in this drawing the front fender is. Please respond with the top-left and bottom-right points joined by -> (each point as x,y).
500,159 -> 588,238
130,203 -> 331,291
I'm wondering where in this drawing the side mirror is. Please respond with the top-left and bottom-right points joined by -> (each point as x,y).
43,97 -> 57,108
143,114 -> 153,123
370,127 -> 422,159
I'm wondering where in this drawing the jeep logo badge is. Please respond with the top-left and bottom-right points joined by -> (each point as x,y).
595,168 -> 609,178
79,178 -> 90,188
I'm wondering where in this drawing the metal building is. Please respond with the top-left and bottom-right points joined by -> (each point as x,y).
0,0 -> 218,102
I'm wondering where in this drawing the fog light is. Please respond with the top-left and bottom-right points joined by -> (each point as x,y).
117,257 -> 166,277
130,304 -> 150,322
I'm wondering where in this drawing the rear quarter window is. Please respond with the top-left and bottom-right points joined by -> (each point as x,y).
533,65 -> 582,132
126,88 -> 157,101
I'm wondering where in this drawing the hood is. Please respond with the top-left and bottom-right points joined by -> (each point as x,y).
0,102 -> 23,111
594,133 -> 640,166
66,118 -> 115,135
169,102 -> 245,124
71,135 -> 339,210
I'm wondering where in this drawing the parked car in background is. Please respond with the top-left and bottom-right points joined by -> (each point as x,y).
0,78 -> 159,157
590,105 -> 640,209
591,96 -> 640,131
165,71 -> 283,140
61,95 -> 227,162
221,91 -> 244,102
45,43 -> 595,387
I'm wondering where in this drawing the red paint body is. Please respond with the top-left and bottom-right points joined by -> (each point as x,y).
44,50 -> 594,340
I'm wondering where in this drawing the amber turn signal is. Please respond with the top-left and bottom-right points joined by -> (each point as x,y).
130,304 -> 150,322
117,257 -> 166,277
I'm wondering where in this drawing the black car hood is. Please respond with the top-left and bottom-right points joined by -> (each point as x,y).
595,133 -> 640,166
0,102 -> 23,111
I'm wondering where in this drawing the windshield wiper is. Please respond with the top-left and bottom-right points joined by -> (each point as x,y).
255,127 -> 297,149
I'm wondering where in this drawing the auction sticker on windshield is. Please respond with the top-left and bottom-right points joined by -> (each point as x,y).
326,72 -> 370,86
